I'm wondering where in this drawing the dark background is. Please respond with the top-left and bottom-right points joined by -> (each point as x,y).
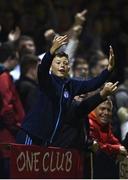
0,0 -> 128,82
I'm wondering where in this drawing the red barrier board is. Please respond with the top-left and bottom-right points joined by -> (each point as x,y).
0,143 -> 84,179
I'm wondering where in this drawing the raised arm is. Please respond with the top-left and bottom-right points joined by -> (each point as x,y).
72,46 -> 115,95
38,35 -> 68,86
75,82 -> 118,118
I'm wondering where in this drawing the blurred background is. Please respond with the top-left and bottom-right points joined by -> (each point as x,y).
0,0 -> 128,81
0,2 -> 128,178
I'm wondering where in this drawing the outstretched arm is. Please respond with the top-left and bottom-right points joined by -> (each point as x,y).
75,82 -> 118,118
72,46 -> 115,95
38,35 -> 68,87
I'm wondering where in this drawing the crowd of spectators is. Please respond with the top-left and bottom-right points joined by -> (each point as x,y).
0,0 -> 128,178
0,0 -> 127,81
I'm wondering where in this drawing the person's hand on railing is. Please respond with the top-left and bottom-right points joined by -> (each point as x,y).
88,140 -> 99,153
117,146 -> 128,161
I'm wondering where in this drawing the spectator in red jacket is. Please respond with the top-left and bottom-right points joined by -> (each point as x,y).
0,42 -> 25,143
89,97 -> 127,159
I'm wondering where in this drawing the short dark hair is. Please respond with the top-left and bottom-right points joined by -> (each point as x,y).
20,54 -> 38,77
18,35 -> 34,44
0,42 -> 16,63
15,35 -> 34,49
55,52 -> 69,59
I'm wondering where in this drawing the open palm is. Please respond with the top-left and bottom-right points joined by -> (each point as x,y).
108,46 -> 115,71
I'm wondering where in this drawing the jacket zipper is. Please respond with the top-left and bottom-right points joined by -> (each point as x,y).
49,84 -> 65,144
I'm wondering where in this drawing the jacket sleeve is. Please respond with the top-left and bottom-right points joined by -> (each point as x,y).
38,51 -> 54,90
72,69 -> 111,96
75,93 -> 105,119
0,73 -> 25,132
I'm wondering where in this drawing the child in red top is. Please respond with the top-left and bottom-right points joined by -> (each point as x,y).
89,97 -> 127,159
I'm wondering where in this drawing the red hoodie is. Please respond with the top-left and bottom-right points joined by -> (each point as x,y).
89,111 -> 121,156
0,71 -> 25,144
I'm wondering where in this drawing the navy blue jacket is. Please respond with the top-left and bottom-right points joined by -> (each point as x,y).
20,52 -> 111,146
52,92 -> 105,149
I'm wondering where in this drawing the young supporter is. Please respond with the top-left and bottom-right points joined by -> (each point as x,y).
0,42 -> 25,143
16,35 -> 115,146
51,82 -> 118,149
89,99 -> 127,159
89,98 -> 128,178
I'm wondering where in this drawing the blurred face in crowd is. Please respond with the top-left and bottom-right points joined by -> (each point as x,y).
19,40 -> 36,55
51,55 -> 70,78
6,52 -> 19,71
74,63 -> 89,79
94,100 -> 113,125
91,58 -> 109,77
97,58 -> 109,73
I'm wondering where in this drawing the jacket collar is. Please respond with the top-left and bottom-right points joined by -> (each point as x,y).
52,73 -> 70,85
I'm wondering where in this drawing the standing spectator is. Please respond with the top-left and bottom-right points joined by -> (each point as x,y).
89,98 -> 127,157
10,35 -> 36,81
89,98 -> 127,178
52,82 -> 118,149
112,67 -> 128,141
72,57 -> 89,79
16,54 -> 38,113
16,35 -> 115,146
17,35 -> 36,56
0,42 -> 25,143
89,53 -> 109,77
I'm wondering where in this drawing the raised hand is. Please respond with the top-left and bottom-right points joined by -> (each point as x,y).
108,46 -> 115,71
75,9 -> 88,26
100,81 -> 119,99
8,26 -> 21,42
50,35 -> 68,54
89,140 -> 99,153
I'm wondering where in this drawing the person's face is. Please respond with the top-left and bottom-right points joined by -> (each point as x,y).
94,101 -> 112,125
51,56 -> 70,78
74,63 -> 89,79
98,58 -> 109,72
92,58 -> 108,76
8,52 -> 19,71
19,40 -> 36,55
